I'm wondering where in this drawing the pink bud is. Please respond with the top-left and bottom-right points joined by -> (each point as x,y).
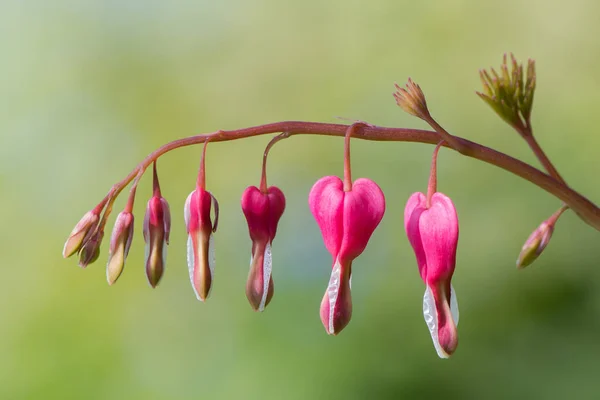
63,210 -> 100,258
78,230 -> 104,268
143,196 -> 171,288
184,187 -> 217,301
404,192 -> 459,358
241,185 -> 286,311
309,176 -> 385,335
106,211 -> 134,285
516,221 -> 553,269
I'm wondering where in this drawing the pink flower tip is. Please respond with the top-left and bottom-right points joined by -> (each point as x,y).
143,194 -> 171,288
309,176 -> 385,335
404,191 -> 459,358
241,185 -> 286,311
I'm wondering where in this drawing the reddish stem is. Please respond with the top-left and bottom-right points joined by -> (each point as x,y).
423,116 -> 468,155
523,135 -> 566,185
260,132 -> 291,193
92,196 -> 109,215
343,126 -> 352,191
426,141 -> 444,208
343,123 -> 364,192
96,121 -> 600,231
124,186 -> 136,214
152,161 -> 162,198
547,204 -> 569,226
197,136 -> 212,189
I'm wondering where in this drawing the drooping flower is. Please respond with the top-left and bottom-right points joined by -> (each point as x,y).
309,176 -> 385,335
404,190 -> 459,358
106,211 -> 135,285
241,185 -> 286,311
184,187 -> 217,301
143,162 -> 171,288
184,138 -> 219,301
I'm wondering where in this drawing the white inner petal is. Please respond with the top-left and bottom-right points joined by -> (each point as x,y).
144,239 -> 150,272
161,239 -> 168,272
186,235 -> 199,299
258,242 -> 272,312
423,284 -> 459,359
208,234 -> 215,278
326,260 -> 342,334
183,192 -> 193,228
450,284 -> 459,325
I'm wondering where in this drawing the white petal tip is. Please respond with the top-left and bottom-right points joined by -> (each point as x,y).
423,285 -> 459,359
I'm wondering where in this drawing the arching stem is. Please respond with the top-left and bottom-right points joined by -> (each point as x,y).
91,121 -> 600,231
197,136 -> 212,189
260,132 -> 291,193
343,123 -> 365,192
426,141 -> 445,208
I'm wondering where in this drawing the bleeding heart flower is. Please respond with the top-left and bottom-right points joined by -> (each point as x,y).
309,176 -> 385,335
184,187 -> 218,301
404,191 -> 459,358
241,185 -> 286,311
143,163 -> 171,288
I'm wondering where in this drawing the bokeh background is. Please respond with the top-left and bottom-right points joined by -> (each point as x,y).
2,1 -> 600,399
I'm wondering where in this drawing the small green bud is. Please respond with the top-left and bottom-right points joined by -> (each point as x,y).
516,221 -> 554,269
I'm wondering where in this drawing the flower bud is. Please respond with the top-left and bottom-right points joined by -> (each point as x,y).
143,196 -> 171,288
516,221 -> 553,269
78,230 -> 104,268
241,185 -> 286,311
393,78 -> 431,120
106,211 -> 134,285
309,176 -> 385,335
184,187 -> 217,301
405,192 -> 459,358
63,210 -> 100,258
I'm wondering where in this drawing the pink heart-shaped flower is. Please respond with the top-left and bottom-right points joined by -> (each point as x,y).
241,185 -> 286,312
309,176 -> 385,335
405,191 -> 459,358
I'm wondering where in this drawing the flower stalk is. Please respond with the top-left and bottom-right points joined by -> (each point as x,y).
62,53 -> 600,358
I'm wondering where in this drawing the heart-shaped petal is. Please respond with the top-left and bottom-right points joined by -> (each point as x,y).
241,186 -> 286,242
339,178 -> 386,262
405,192 -> 458,284
308,176 -> 345,257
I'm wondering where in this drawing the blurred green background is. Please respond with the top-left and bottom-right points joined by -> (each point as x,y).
2,0 -> 600,399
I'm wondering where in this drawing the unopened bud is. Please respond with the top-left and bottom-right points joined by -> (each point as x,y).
517,221 -> 553,269
106,211 -> 134,285
143,196 -> 171,288
63,210 -> 100,258
393,78 -> 431,120
78,230 -> 104,268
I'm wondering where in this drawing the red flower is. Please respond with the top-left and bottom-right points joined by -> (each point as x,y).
241,185 -> 286,311
143,163 -> 171,288
184,187 -> 217,301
